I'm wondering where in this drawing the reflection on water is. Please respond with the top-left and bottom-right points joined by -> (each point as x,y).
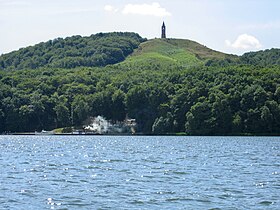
0,135 -> 279,209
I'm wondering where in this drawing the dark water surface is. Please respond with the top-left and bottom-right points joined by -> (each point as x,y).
0,136 -> 279,209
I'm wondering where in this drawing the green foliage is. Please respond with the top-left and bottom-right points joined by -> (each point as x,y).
152,112 -> 174,134
0,36 -> 279,135
206,48 -> 280,67
185,98 -> 214,135
72,95 -> 90,125
241,49 -> 280,66
0,32 -> 146,70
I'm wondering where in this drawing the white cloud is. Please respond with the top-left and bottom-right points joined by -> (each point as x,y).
104,5 -> 118,13
226,34 -> 262,50
122,2 -> 171,17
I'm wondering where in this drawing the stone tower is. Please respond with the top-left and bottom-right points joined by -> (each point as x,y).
161,22 -> 166,38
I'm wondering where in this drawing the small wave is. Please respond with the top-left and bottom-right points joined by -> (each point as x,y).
259,201 -> 273,205
156,191 -> 176,195
129,200 -> 145,205
165,197 -> 193,202
172,171 -> 188,175
196,199 -> 211,203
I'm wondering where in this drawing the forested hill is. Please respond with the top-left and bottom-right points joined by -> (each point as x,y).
2,32 -> 279,71
0,32 -> 280,135
0,32 -> 146,70
206,48 -> 280,67
0,34 -> 237,71
241,48 -> 280,66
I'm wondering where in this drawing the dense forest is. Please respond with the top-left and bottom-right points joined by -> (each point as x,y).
0,32 -> 146,70
0,32 -> 280,135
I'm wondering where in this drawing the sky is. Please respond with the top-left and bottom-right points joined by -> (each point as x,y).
0,0 -> 280,55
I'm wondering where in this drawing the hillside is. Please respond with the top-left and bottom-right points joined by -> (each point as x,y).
162,38 -> 236,60
120,38 -> 237,69
0,35 -> 239,72
0,32 -> 280,135
241,48 -> 280,66
1,33 -> 280,72
0,32 -> 146,70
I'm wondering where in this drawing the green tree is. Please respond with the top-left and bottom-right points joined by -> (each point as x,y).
126,85 -> 156,133
71,95 -> 90,125
54,103 -> 71,128
152,112 -> 174,134
111,89 -> 126,121
185,98 -> 214,135
19,105 -> 35,131
232,113 -> 243,133
260,105 -> 273,133
52,94 -> 71,127
209,91 -> 232,134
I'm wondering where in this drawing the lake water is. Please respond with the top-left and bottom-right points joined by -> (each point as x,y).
0,136 -> 279,209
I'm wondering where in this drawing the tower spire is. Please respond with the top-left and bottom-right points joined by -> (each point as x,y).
161,21 -> 166,38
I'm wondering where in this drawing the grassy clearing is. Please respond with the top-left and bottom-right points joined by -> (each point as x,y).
164,38 -> 237,60
119,38 -> 236,70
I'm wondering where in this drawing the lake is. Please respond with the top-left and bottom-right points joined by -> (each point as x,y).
0,135 -> 279,209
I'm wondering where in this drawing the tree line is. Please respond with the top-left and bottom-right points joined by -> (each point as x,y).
0,32 -> 146,70
0,63 -> 279,135
0,32 -> 279,135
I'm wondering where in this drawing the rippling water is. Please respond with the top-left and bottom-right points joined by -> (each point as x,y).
0,135 -> 279,209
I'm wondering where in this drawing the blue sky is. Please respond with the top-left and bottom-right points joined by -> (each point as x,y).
1,0 -> 279,55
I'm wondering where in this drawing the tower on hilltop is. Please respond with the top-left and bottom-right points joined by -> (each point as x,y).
161,22 -> 166,38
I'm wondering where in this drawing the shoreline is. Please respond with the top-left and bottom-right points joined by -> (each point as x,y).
1,132 -> 279,137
